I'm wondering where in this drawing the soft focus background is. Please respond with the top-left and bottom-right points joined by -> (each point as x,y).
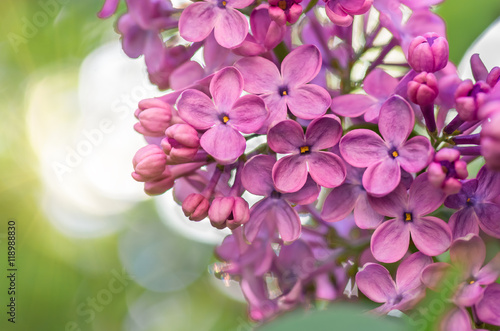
0,0 -> 499,330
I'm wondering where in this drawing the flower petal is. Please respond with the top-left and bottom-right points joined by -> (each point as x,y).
476,202 -> 500,238
354,193 -> 385,229
450,234 -> 485,278
283,176 -> 321,205
476,253 -> 500,285
476,283 -> 500,326
307,152 -> 346,188
454,282 -> 485,307
305,115 -> 342,150
367,183 -> 407,217
267,120 -> 305,153
177,89 -> 218,130
179,2 -> 217,42
440,308 -> 474,331
235,56 -> 282,94
421,262 -> 452,290
241,155 -> 275,196
396,252 -> 433,292
371,219 -> 410,263
331,94 -> 378,117
398,136 -> 433,173
321,184 -> 360,222
410,216 -> 451,257
229,95 -> 268,133
362,157 -> 401,197
272,154 -> 308,193
274,199 -> 302,243
475,166 -> 500,201
281,45 -> 322,87
200,124 -> 246,164
378,95 -> 414,147
286,84 -> 331,119
363,68 -> 399,99
214,8 -> 249,48
448,208 -> 480,240
210,67 -> 243,112
340,129 -> 388,168
356,263 -> 397,303
244,198 -> 271,242
261,93 -> 288,131
408,172 -> 446,216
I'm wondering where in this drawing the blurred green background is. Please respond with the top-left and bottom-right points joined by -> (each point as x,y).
0,0 -> 499,330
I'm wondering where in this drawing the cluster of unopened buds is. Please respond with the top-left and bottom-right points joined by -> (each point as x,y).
100,0 -> 500,328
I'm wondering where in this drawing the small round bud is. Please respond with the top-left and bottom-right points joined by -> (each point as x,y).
408,33 -> 449,73
134,98 -> 173,137
182,193 -> 209,221
132,144 -> 167,182
407,72 -> 439,106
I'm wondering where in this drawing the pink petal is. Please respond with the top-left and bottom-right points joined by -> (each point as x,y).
448,208 -> 480,240
244,199 -> 271,242
267,120 -> 305,153
307,152 -> 346,188
179,2 -> 217,42
476,166 -> 500,201
241,155 -> 275,196
210,67 -> 243,112
170,61 -> 205,91
340,129 -> 388,167
228,0 -> 255,9
98,0 -> 120,18
371,219 -> 410,263
408,173 -> 445,216
305,115 -> 342,150
286,84 -> 331,119
363,68 -> 398,99
200,124 -> 246,164
325,0 -> 353,27
214,8 -> 249,48
354,193 -> 385,229
450,234 -> 485,277
476,284 -> 500,326
281,45 -> 322,87
476,253 -> 500,285
398,136 -> 433,173
454,282 -> 485,307
476,202 -> 500,238
378,95 -> 414,147
177,89 -> 218,130
421,262 -> 452,290
272,154 -> 308,193
367,183 -> 407,217
234,56 -> 281,94
410,216 -> 451,257
331,94 -> 378,117
261,93 -> 288,130
274,199 -> 302,243
283,176 -> 321,205
440,308 -> 474,331
321,184 -> 360,222
356,263 -> 397,303
362,157 -> 401,197
396,252 -> 433,292
229,95 -> 268,133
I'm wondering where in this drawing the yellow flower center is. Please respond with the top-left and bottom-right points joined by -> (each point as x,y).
300,146 -> 310,154
222,0 -> 227,6
223,116 -> 229,124
405,213 -> 412,222
392,151 -> 399,158
282,90 -> 287,96
469,280 -> 475,285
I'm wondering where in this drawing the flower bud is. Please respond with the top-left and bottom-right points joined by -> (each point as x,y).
427,148 -> 468,195
132,144 -> 167,182
455,80 -> 490,121
144,168 -> 175,195
182,193 -> 209,221
481,111 -> 500,171
486,67 -> 500,88
134,98 -> 173,137
162,124 -> 200,163
408,72 -> 439,106
209,197 -> 250,230
408,33 -> 449,73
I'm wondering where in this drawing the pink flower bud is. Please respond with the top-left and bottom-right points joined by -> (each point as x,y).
182,193 -> 209,221
209,197 -> 250,230
408,33 -> 449,73
486,67 -> 500,88
162,124 -> 200,163
427,148 -> 468,195
134,98 -> 173,137
268,0 -> 303,25
481,111 -> 500,171
408,72 -> 439,106
144,168 -> 175,196
132,144 -> 167,182
455,80 -> 490,121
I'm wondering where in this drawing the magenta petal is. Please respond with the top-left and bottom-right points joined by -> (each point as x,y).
210,67 -> 243,112
214,8 -> 249,48
396,252 -> 433,292
356,263 -> 397,303
229,95 -> 268,133
267,120 -> 305,153
179,2 -> 217,42
476,203 -> 500,238
367,184 -> 407,217
363,69 -> 399,99
200,124 -> 246,164
421,262 -> 452,290
378,95 -> 414,147
340,129 -> 388,167
331,94 -> 378,117
177,89 -> 218,130
354,193 -> 385,229
450,234 -> 485,277
305,115 -> 342,150
477,284 -> 500,326
235,57 -> 281,94
325,1 -> 352,27
321,184 -> 359,222
98,0 -> 120,18
476,253 -> 500,285
371,219 -> 410,263
274,199 -> 302,243
286,84 -> 331,119
476,166 -> 500,201
362,157 -> 401,197
241,155 -> 275,196
283,176 -> 321,205
454,282 -> 485,307
441,308 -> 474,331
398,136 -> 433,173
229,0 -> 255,9
244,199 -> 271,242
410,216 -> 451,257
281,45 -> 322,87
408,173 -> 445,216
448,208 -> 480,240
307,152 -> 346,188
272,154 -> 308,193
261,93 -> 288,130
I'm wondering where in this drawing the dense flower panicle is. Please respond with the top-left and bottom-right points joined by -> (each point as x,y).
101,0 -> 500,327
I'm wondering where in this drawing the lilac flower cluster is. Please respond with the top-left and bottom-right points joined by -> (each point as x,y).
100,0 -> 500,328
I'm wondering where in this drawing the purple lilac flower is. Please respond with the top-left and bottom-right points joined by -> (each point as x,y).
356,252 -> 432,314
324,0 -> 373,27
368,173 -> 451,263
179,0 -> 253,48
267,116 -> 346,193
455,80 -> 490,121
235,45 -> 331,130
476,283 -> 500,326
408,32 -> 449,73
331,69 -> 398,122
444,165 -> 500,239
421,234 -> 500,307
427,148 -> 468,195
177,67 -> 268,164
241,155 -> 320,243
340,95 -> 433,196
268,0 -> 303,25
